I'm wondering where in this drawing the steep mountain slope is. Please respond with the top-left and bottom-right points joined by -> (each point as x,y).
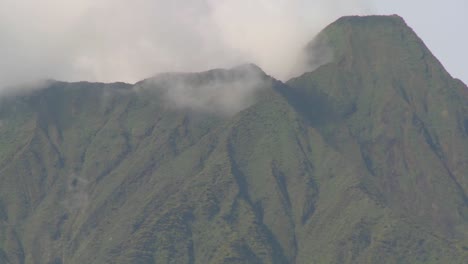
0,15 -> 467,264
284,15 -> 468,263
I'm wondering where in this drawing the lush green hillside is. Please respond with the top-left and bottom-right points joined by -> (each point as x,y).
0,15 -> 467,264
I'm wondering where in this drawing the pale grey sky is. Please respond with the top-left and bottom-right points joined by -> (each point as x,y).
0,0 -> 466,89
375,0 -> 468,85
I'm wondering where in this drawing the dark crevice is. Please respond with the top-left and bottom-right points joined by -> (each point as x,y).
294,134 -> 319,226
48,258 -> 63,264
8,229 -> 25,264
82,96 -> 134,179
194,136 -> 218,173
40,125 -> 65,169
359,143 -> 376,177
79,117 -> 112,165
412,115 -> 444,159
413,114 -> 468,207
0,199 -> 7,222
394,80 -> 410,104
464,118 -> 468,136
168,115 -> 191,156
271,161 -> 292,209
294,134 -> 315,172
271,161 -> 299,263
95,103 -> 137,182
228,243 -> 263,264
187,217 -> 196,264
226,140 -> 252,204
226,138 -> 290,264
0,249 -> 10,264
301,193 -> 316,225
95,132 -> 132,182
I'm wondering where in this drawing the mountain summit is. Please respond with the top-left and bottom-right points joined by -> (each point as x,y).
0,15 -> 467,264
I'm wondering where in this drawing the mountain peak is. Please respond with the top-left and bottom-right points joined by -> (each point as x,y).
333,14 -> 406,26
307,14 -> 441,78
289,13 -> 467,140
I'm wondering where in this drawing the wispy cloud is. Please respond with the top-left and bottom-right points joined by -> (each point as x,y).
0,0 -> 372,90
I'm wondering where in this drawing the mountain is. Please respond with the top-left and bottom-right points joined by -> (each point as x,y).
0,15 -> 467,264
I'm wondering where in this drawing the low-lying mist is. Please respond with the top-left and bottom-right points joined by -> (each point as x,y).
136,64 -> 270,116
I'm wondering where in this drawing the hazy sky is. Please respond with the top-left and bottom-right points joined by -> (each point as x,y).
0,0 -> 466,90
375,0 -> 468,85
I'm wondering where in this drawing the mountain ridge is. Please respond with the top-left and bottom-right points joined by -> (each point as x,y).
0,15 -> 467,264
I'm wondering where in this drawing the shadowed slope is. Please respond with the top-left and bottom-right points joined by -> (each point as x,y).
285,15 -> 468,263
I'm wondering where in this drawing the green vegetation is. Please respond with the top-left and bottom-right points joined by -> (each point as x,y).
0,15 -> 467,263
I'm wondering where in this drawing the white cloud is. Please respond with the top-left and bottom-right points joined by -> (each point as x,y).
0,0 -> 372,90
